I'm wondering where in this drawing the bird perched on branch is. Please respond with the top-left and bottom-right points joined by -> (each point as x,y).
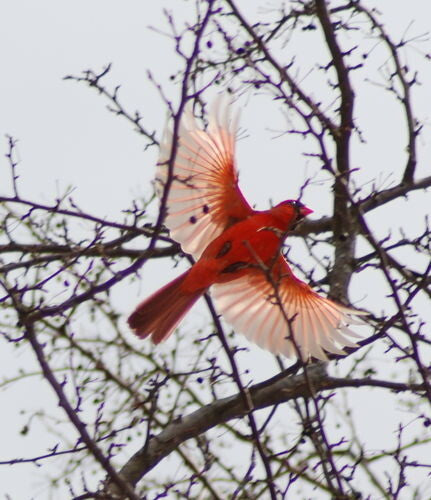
128,100 -> 366,360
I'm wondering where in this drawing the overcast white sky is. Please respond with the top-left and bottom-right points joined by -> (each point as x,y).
1,1 -> 431,498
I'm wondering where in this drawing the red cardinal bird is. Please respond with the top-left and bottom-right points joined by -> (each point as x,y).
128,101 -> 365,360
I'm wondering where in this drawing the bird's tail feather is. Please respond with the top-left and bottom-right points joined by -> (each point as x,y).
128,271 -> 202,343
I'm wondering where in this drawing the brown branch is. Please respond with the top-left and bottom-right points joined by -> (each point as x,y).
315,0 -> 356,302
225,0 -> 337,135
358,175 -> 431,211
203,293 -> 278,500
294,174 -> 431,237
21,256 -> 148,322
10,316 -> 139,499
0,195 -> 159,238
353,3 -> 419,183
108,367 -> 423,492
353,205 -> 431,402
64,64 -> 159,149
0,241 -> 179,273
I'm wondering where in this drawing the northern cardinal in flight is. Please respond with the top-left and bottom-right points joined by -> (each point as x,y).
128,101 -> 365,360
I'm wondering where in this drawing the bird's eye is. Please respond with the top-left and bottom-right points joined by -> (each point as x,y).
292,200 -> 303,208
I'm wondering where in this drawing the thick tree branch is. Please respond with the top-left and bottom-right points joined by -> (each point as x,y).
315,0 -> 356,302
106,367 -> 423,494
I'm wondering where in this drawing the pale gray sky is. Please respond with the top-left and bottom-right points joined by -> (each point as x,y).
1,1 -> 431,498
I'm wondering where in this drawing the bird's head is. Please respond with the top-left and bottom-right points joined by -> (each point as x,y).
271,199 -> 313,229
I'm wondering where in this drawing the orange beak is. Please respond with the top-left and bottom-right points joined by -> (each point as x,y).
300,205 -> 313,217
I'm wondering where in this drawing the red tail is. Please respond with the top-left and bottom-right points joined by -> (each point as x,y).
128,270 -> 202,343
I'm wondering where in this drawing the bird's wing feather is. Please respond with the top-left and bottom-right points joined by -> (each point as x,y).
156,99 -> 253,258
211,256 -> 366,360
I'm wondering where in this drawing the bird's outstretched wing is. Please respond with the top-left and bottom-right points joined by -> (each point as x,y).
212,256 -> 366,360
156,100 -> 253,259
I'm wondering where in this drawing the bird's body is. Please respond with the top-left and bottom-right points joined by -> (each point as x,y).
183,206 -> 302,290
129,100 -> 366,360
